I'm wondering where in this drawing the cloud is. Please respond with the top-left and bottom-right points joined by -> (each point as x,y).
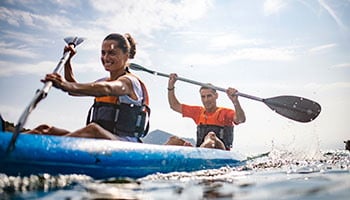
234,48 -> 294,61
0,6 -> 72,31
0,6 -> 34,27
1,30 -> 52,46
305,81 -> 350,91
172,31 -> 265,51
182,47 -> 295,65
263,0 -> 287,16
331,63 -> 350,69
0,41 -> 39,58
308,43 -> 337,53
0,60 -> 56,76
89,0 -> 213,36
207,32 -> 264,50
0,58 -> 104,77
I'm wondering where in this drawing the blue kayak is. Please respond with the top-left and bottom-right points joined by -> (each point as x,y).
0,131 -> 244,179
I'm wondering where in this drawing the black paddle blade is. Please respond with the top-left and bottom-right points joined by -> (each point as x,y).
263,95 -> 321,123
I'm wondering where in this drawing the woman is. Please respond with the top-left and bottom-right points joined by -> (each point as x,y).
27,33 -> 150,143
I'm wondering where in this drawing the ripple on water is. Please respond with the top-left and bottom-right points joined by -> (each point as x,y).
0,149 -> 349,199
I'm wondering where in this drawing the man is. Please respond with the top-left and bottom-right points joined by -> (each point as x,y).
165,73 -> 246,150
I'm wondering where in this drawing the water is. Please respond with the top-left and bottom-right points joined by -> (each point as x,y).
1,149 -> 349,200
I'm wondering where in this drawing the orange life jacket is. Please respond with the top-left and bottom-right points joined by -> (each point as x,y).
86,73 -> 150,138
197,107 -> 228,126
196,108 -> 234,150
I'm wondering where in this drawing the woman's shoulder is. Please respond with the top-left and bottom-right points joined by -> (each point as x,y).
95,77 -> 109,82
121,74 -> 142,87
123,73 -> 140,81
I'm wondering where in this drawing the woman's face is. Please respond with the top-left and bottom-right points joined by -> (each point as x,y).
100,40 -> 128,72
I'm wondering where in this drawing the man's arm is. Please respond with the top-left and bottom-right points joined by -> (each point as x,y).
233,100 -> 246,124
168,73 -> 182,113
226,88 -> 246,124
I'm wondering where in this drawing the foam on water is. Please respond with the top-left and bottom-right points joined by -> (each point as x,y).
0,149 -> 349,199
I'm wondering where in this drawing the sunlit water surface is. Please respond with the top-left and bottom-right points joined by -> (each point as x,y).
0,149 -> 349,200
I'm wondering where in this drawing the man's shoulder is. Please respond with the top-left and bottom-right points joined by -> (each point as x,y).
182,104 -> 203,110
218,107 -> 234,111
217,107 -> 235,114
182,104 -> 204,115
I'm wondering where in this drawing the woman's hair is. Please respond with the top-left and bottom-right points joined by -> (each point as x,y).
103,33 -> 136,59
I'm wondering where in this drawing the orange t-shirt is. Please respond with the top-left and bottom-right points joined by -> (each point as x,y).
181,104 -> 235,126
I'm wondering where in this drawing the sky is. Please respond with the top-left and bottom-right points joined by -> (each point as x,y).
0,0 -> 349,155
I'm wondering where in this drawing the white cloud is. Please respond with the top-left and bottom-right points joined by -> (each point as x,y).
0,60 -> 56,76
89,0 -> 213,35
0,6 -> 33,26
0,58 -> 104,77
208,32 -> 264,50
51,0 -> 82,7
0,41 -> 39,58
234,48 -> 294,61
263,0 -> 287,16
172,31 -> 265,51
331,63 -> 350,69
1,30 -> 52,45
304,81 -> 350,91
182,47 -> 294,65
309,43 -> 337,53
0,6 -> 72,31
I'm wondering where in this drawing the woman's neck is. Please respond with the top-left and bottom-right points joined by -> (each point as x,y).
110,68 -> 126,80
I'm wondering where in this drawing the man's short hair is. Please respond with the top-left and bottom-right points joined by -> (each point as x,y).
199,84 -> 216,93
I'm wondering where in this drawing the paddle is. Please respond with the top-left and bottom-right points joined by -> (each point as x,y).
128,63 -> 321,123
6,37 -> 84,153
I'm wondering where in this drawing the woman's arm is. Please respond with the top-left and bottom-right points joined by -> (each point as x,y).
63,45 -> 77,83
42,73 -> 134,98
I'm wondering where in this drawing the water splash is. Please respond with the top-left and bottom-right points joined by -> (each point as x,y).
0,149 -> 349,199
0,173 -> 92,195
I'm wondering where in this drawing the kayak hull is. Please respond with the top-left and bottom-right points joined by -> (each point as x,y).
0,132 -> 244,179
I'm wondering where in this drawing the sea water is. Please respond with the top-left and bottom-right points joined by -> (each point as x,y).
0,149 -> 349,200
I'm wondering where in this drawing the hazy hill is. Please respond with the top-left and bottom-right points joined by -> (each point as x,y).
142,129 -> 195,146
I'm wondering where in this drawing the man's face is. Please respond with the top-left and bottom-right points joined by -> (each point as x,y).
200,88 -> 218,111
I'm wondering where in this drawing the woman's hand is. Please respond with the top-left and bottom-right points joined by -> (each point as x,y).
41,73 -> 68,91
64,45 -> 76,59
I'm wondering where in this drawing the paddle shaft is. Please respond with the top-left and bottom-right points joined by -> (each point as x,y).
129,63 -> 321,123
16,50 -> 71,130
6,38 -> 81,153
142,69 -> 264,102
